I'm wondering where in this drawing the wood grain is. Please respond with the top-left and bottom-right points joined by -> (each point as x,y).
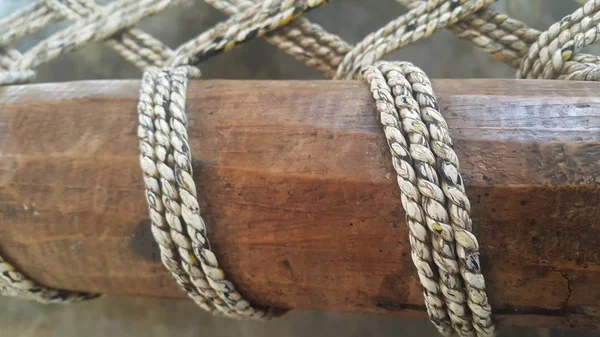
0,79 -> 599,330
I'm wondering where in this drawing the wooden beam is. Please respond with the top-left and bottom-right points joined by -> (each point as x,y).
0,79 -> 599,330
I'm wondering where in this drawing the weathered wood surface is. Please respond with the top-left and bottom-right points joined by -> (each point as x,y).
0,79 -> 599,330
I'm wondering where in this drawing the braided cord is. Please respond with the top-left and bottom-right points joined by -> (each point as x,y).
205,0 -> 350,78
394,62 -> 494,336
1,0 -> 600,83
362,66 -> 454,337
0,254 -> 99,304
12,0 -> 185,71
362,62 -> 495,337
168,0 -> 329,66
167,66 -> 271,319
374,62 -> 476,336
137,66 -> 273,319
518,0 -> 600,79
137,69 -> 219,313
0,3 -> 61,47
336,0 -> 496,79
43,0 -> 174,68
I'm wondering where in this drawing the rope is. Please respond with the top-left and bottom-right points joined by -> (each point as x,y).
362,65 -> 455,337
11,0 -> 185,71
1,0 -> 600,335
336,0 -> 497,79
137,65 -> 273,319
167,0 -> 329,66
518,0 -> 600,79
205,0 -> 351,78
137,68 -> 220,313
362,62 -> 494,336
0,253 -> 99,304
2,0 -> 600,83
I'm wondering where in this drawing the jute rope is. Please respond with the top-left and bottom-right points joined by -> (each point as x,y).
0,254 -> 99,304
362,62 -> 493,337
383,62 -> 493,335
3,0 -> 600,83
2,0 -> 600,335
138,66 -> 274,319
138,68 -> 220,314
361,65 -> 455,336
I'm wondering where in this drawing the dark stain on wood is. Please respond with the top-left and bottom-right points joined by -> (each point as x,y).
282,259 -> 292,271
129,219 -> 160,263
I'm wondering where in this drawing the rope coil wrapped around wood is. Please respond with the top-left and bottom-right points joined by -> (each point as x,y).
2,0 -> 600,336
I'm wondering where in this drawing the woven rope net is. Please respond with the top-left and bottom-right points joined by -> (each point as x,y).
1,1 -> 600,336
3,0 -> 600,84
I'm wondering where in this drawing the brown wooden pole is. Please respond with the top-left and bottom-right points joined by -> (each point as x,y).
0,79 -> 599,330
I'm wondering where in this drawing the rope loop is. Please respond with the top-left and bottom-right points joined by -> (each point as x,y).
137,65 -> 277,319
361,61 -> 494,337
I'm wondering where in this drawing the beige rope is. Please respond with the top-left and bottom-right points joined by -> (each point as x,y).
0,253 -> 98,304
2,0 -> 600,334
362,62 -> 494,337
0,3 -> 61,47
42,0 -> 174,69
167,0 -> 329,66
362,65 -> 455,337
168,67 -> 272,318
394,1 -> 600,79
335,0 -> 496,79
2,0 -> 600,83
518,0 -> 600,79
137,68 -> 226,313
138,66 -> 274,319
153,68 -> 239,316
365,62 -> 475,337
205,0 -> 351,78
11,0 -> 185,72
394,62 -> 493,336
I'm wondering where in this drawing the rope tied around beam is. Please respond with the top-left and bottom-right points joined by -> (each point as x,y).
138,66 -> 275,319
136,62 -> 495,334
362,62 -> 493,336
1,0 -> 600,335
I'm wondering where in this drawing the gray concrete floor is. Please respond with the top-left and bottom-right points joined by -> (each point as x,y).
1,0 -> 599,336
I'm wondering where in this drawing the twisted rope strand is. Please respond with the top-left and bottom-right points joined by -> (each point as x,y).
0,2 -> 43,30
4,0 -> 600,84
0,253 -> 98,304
43,0 -> 174,69
376,62 -> 476,337
137,68 -> 219,313
0,70 -> 35,85
11,0 -> 185,71
206,0 -> 350,78
0,5 -> 61,47
153,69 -> 239,316
361,66 -> 454,337
167,66 -> 271,319
393,61 -> 494,336
396,1 -> 600,79
335,0 -> 496,79
168,0 -> 330,67
518,0 -> 600,78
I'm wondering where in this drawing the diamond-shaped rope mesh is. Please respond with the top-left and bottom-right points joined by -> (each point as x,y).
2,0 -> 599,85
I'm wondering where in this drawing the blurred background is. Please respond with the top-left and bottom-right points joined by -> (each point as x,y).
1,0 -> 599,336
